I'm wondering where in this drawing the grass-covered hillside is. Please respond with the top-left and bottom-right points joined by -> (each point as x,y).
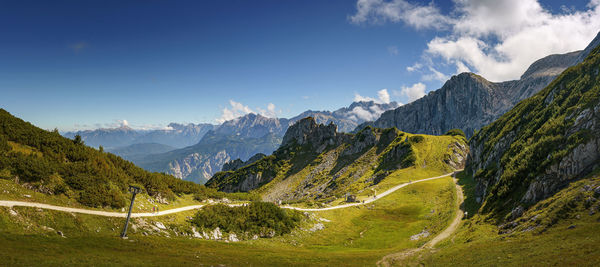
0,109 -> 249,209
467,44 -> 600,221
208,117 -> 468,205
0,175 -> 459,266
388,171 -> 600,266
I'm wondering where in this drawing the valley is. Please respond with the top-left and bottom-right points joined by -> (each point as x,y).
3,2 -> 600,265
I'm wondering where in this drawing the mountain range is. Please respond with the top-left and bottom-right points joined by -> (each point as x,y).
359,32 -> 600,137
206,117 -> 467,203
63,101 -> 398,184
63,122 -> 216,149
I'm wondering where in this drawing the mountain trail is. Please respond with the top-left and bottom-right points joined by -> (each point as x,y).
0,170 -> 461,217
376,174 -> 465,266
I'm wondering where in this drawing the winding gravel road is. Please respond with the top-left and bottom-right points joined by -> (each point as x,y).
0,170 -> 460,217
282,171 -> 460,211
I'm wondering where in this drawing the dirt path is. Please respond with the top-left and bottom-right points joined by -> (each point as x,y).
377,175 -> 465,266
0,201 -> 208,217
0,170 -> 461,217
282,171 -> 460,212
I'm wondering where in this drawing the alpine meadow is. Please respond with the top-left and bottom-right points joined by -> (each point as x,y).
2,1 -> 600,266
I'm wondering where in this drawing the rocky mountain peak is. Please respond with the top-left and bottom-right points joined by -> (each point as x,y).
281,117 -> 344,151
361,44 -> 590,138
211,113 -> 289,139
221,153 -> 267,172
574,31 -> 600,64
520,51 -> 581,80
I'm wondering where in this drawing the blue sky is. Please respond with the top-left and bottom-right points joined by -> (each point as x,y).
1,0 -> 598,131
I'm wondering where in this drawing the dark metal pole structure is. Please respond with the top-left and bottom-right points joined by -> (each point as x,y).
121,185 -> 141,238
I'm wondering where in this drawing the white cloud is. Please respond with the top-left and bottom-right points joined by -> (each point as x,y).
347,90 -> 400,122
406,62 -> 422,72
354,88 -> 392,104
256,103 -> 279,118
456,60 -> 471,73
421,66 -> 449,82
349,0 -> 452,30
350,106 -> 379,121
354,93 -> 376,103
399,82 -> 426,102
217,100 -> 254,123
216,100 -> 282,123
387,45 -> 399,55
377,89 -> 391,103
351,0 -> 600,82
346,99 -> 400,122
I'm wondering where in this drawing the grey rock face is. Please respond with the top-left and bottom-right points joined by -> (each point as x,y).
135,113 -> 285,184
222,153 -> 267,172
466,33 -> 600,219
281,117 -> 348,152
362,50 -> 583,138
521,105 -> 600,204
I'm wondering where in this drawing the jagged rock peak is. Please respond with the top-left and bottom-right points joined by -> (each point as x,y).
281,117 -> 342,149
221,153 -> 267,172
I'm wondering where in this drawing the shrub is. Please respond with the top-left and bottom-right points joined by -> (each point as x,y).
444,128 -> 466,138
191,202 -> 302,238
409,136 -> 425,143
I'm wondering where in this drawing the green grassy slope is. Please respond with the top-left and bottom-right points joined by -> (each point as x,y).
0,109 -> 250,209
208,125 -> 467,205
400,172 -> 600,266
0,177 -> 458,266
468,45 -> 600,220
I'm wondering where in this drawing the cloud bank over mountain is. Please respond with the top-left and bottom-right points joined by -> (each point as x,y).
350,0 -> 600,82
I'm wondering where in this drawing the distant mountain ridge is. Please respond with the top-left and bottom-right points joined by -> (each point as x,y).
63,123 -> 216,149
291,101 -> 399,133
64,101 -> 398,184
106,143 -> 176,162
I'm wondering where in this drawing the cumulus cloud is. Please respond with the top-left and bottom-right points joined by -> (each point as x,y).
256,103 -> 279,118
398,82 -> 426,102
347,104 -> 395,122
349,0 -> 452,30
216,100 -> 254,123
421,66 -> 449,82
406,62 -> 422,72
351,0 -> 600,82
377,89 -> 391,103
354,89 -> 392,104
216,100 -> 281,123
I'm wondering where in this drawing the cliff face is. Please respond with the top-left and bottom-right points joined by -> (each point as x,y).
369,73 -> 509,137
363,50 -> 584,137
281,117 -> 349,153
466,40 -> 600,221
221,153 -> 267,172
